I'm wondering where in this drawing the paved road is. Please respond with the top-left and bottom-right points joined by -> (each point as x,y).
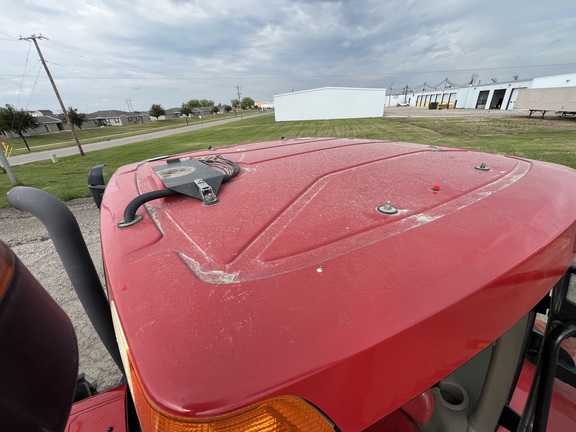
8,113 -> 266,166
7,108 -> 527,166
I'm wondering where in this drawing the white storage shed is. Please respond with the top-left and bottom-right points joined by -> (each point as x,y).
274,87 -> 386,122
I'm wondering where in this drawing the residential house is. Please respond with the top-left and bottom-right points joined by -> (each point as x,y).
29,110 -> 65,134
87,110 -> 150,127
165,108 -> 182,119
1,109 -> 65,138
166,106 -> 215,119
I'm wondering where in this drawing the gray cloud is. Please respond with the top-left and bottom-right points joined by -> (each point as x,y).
0,0 -> 574,112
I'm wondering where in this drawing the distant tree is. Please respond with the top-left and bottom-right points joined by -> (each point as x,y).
212,106 -> 220,114
149,104 -> 166,119
223,105 -> 232,113
231,99 -> 240,109
199,99 -> 215,107
0,104 -> 39,151
61,106 -> 88,130
240,97 -> 255,110
181,104 -> 192,125
185,99 -> 201,109
180,105 -> 192,116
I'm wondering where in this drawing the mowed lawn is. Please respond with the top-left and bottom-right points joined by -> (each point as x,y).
1,113 -> 575,208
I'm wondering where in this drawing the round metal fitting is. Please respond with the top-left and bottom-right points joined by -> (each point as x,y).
118,215 -> 143,228
475,162 -> 490,171
377,201 -> 398,215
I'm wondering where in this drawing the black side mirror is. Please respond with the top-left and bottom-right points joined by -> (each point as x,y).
88,164 -> 107,209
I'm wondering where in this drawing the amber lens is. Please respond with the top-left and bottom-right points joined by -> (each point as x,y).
129,360 -> 334,432
0,242 -> 14,299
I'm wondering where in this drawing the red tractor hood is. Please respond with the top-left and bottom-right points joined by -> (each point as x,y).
100,138 -> 576,431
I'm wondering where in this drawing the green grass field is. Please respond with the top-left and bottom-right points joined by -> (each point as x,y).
1,113 -> 575,208
3,113 -> 246,155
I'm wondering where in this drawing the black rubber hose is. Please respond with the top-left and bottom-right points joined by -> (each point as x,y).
122,157 -> 239,224
7,186 -> 125,376
122,189 -> 179,224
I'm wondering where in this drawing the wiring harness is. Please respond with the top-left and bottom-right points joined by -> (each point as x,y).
197,155 -> 240,182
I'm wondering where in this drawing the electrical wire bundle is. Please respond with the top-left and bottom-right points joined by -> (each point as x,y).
197,155 -> 240,183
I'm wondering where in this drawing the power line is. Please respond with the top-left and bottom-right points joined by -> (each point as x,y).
9,65 -> 576,83
31,37 -> 576,80
44,39 -> 148,74
9,37 -> 576,85
23,66 -> 43,112
11,41 -> 33,130
20,34 -> 85,156
0,31 -> 19,41
7,58 -> 576,83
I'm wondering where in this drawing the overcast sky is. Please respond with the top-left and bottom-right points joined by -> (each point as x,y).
1,0 -> 575,114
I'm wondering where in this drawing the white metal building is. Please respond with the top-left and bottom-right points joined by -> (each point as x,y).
530,73 -> 576,88
390,73 -> 576,111
402,80 -> 532,110
274,87 -> 386,121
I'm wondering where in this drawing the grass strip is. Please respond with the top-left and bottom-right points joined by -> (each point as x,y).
1,115 -> 575,208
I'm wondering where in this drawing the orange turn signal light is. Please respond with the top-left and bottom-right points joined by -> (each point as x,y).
0,242 -> 14,299
129,360 -> 334,432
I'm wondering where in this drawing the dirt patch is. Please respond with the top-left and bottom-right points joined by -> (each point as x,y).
0,198 -> 122,391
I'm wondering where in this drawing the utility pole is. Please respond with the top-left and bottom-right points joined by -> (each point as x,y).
0,145 -> 17,185
20,34 -> 85,156
236,85 -> 242,105
388,82 -> 393,107
235,85 -> 242,119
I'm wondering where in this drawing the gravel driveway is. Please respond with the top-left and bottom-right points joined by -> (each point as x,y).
0,198 -> 122,391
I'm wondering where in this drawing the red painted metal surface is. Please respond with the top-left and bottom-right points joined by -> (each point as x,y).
361,409 -> 420,432
400,389 -> 435,425
100,138 -> 576,431
65,385 -> 127,431
358,388 -> 435,431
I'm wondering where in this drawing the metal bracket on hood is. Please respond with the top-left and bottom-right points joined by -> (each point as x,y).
152,158 -> 224,205
194,179 -> 219,205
